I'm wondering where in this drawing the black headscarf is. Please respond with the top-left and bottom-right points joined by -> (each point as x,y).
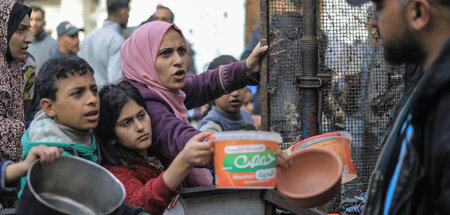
6,1 -> 31,62
7,2 -> 31,43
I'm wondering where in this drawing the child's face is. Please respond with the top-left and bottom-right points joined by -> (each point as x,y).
46,72 -> 99,131
214,87 -> 247,114
242,90 -> 254,114
114,100 -> 152,156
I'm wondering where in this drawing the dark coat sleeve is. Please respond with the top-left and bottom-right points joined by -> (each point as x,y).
428,90 -> 450,214
182,61 -> 257,109
146,99 -> 200,166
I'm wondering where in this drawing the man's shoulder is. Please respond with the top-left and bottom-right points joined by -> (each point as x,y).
50,50 -> 64,59
31,34 -> 57,47
41,34 -> 58,47
84,27 -> 124,44
44,33 -> 57,41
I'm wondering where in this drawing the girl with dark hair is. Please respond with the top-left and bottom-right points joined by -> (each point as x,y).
0,0 -> 33,207
95,81 -> 214,215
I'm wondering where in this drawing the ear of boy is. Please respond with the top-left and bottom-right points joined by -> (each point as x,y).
40,98 -> 56,118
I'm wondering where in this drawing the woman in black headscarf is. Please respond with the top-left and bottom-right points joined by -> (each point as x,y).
0,0 -> 32,207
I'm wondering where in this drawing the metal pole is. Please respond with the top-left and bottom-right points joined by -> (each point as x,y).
299,0 -> 319,138
260,0 -> 270,131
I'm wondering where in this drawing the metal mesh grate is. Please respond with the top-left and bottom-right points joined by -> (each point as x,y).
320,0 -> 405,200
266,0 -> 303,149
262,0 -> 406,212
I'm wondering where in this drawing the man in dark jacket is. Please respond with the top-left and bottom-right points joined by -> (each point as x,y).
347,0 -> 450,214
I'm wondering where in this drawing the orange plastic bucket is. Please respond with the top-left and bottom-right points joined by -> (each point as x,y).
211,131 -> 282,188
291,131 -> 356,183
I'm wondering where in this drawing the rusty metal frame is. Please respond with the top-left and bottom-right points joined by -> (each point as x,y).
260,0 -> 270,131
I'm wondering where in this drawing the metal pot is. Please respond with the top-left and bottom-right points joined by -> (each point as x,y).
16,155 -> 125,215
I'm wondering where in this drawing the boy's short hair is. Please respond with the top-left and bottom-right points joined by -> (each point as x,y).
36,56 -> 94,101
208,55 -> 237,70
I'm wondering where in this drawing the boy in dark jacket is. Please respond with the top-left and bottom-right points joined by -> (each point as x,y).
347,0 -> 450,214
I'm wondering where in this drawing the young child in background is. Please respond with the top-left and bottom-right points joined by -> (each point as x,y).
19,56 -> 100,195
198,55 -> 254,132
94,81 -> 214,215
241,87 -> 254,114
241,87 -> 262,130
1,145 -> 62,193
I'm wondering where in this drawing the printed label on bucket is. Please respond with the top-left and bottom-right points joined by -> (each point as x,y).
306,138 -> 357,183
214,140 -> 278,188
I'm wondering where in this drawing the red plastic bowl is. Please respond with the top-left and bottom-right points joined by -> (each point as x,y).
276,147 -> 343,208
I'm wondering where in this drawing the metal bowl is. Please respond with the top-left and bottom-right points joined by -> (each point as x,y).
18,155 -> 125,215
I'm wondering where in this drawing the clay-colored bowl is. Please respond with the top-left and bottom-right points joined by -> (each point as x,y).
276,147 -> 343,208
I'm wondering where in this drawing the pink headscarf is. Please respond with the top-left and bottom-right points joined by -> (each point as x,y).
121,21 -> 190,123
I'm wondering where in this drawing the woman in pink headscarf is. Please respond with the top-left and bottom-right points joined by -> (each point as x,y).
121,21 -> 268,187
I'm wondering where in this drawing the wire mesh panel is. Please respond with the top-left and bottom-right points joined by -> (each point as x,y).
262,0 -> 406,212
264,0 -> 303,149
320,0 -> 405,200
